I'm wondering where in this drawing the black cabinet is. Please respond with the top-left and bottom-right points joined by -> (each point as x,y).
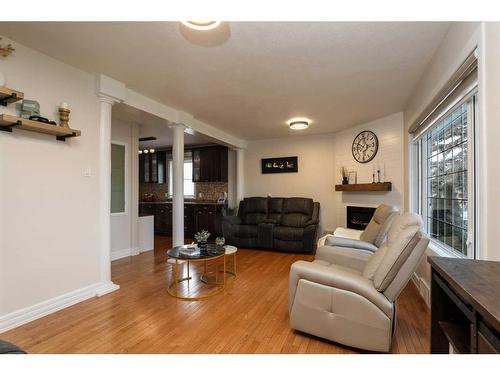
192,146 -> 228,182
154,204 -> 171,235
139,151 -> 167,184
140,202 -> 224,238
194,204 -> 223,237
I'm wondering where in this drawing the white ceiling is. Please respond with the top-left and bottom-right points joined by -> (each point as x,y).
113,103 -> 213,149
0,22 -> 450,140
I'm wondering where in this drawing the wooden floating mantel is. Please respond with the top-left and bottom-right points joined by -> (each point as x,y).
0,86 -> 24,106
335,182 -> 392,192
0,114 -> 81,141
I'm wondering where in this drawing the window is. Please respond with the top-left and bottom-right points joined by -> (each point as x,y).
168,152 -> 195,198
415,96 -> 476,258
111,143 -> 126,214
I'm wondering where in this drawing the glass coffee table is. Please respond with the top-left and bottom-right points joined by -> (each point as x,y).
166,244 -> 227,300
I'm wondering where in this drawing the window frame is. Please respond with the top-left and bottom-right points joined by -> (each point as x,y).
167,158 -> 195,199
413,92 -> 477,259
110,141 -> 128,216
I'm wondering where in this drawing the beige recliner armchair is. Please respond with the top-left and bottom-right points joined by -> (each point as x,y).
288,212 -> 429,352
319,204 -> 398,254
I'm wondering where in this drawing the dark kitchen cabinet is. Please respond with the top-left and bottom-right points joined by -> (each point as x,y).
139,203 -> 155,216
139,151 -> 167,184
154,204 -> 171,235
194,204 -> 223,237
192,146 -> 228,182
140,202 -> 224,238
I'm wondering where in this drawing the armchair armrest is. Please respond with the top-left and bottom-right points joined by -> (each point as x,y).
315,245 -> 371,272
222,215 -> 242,225
288,260 -> 392,317
325,236 -> 378,253
304,218 -> 319,227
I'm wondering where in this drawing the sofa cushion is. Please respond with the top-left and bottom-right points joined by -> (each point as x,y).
240,197 -> 268,225
233,224 -> 259,238
274,226 -> 305,241
267,197 -> 284,222
280,198 -> 313,227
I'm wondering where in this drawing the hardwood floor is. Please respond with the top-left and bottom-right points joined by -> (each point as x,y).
1,236 -> 430,353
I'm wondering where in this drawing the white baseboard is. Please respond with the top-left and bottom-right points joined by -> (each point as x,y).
411,272 -> 431,307
95,281 -> 120,297
0,282 -> 108,333
111,247 -> 143,261
111,248 -> 132,261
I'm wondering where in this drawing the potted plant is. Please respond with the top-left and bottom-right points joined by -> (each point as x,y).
194,230 -> 210,250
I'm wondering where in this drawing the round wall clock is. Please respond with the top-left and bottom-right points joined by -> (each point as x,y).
352,130 -> 379,163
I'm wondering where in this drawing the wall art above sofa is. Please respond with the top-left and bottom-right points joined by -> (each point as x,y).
261,156 -> 298,174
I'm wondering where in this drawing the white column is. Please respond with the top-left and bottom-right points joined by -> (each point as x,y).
172,124 -> 185,247
236,148 -> 245,204
130,122 -> 140,256
96,94 -> 120,297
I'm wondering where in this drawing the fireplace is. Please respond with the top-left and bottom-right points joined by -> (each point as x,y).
346,206 -> 376,230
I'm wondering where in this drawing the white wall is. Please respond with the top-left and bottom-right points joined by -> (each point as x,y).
332,113 -> 404,230
227,149 -> 237,209
110,117 -> 139,260
403,22 -> 500,301
478,22 -> 500,262
244,112 -> 405,235
0,38 -> 102,322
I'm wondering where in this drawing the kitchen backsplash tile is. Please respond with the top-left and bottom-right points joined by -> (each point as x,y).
140,182 -> 228,202
195,182 -> 228,201
140,183 -> 168,201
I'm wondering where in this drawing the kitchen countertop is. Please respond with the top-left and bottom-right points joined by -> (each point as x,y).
139,200 -> 225,206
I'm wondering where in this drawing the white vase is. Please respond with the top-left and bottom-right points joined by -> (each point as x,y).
0,71 -> 5,86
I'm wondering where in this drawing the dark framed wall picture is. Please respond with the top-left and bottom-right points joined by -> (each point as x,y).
261,156 -> 298,174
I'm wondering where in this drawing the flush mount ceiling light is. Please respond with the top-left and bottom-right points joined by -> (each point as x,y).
288,118 -> 310,130
181,21 -> 221,31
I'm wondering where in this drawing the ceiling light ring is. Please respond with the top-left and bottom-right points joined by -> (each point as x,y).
181,21 -> 221,31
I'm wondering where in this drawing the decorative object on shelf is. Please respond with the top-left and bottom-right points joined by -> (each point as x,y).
194,229 -> 211,250
28,115 -> 57,126
20,100 -> 40,119
348,170 -> 357,184
58,102 -> 70,128
352,130 -> 378,163
340,166 -> 349,184
377,169 -> 381,183
335,182 -> 392,192
0,71 -> 5,86
0,114 -> 81,142
261,156 -> 298,174
372,173 -> 375,183
215,236 -> 225,247
0,37 -> 15,58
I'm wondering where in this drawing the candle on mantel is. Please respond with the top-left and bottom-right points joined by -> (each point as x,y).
60,102 -> 69,110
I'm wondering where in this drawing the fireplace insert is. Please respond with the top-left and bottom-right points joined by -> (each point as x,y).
346,206 -> 376,230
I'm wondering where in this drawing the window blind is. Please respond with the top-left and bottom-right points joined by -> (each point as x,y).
409,50 -> 478,139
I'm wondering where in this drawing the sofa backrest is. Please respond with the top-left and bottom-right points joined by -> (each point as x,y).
237,197 -> 319,228
280,198 -> 314,228
267,197 -> 284,223
360,204 -> 399,247
239,197 -> 268,225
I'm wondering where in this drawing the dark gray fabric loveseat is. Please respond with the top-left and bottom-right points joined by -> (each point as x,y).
222,197 -> 320,253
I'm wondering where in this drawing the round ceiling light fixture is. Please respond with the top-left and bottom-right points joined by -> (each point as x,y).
181,21 -> 221,31
288,118 -> 310,130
